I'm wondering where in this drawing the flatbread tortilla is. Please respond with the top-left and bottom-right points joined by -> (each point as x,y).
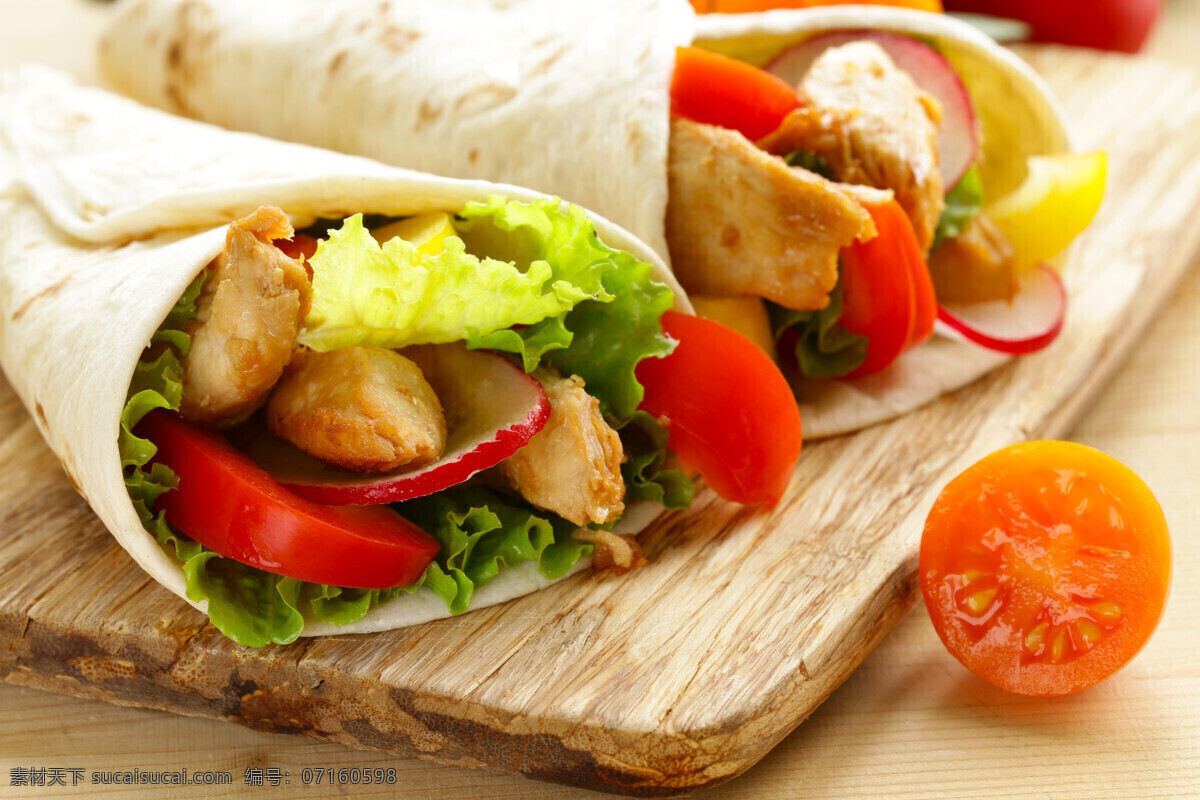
0,65 -> 687,636
99,1 -> 1073,438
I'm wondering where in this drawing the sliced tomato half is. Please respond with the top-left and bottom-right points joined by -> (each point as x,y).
839,198 -> 937,378
140,410 -> 441,589
921,441 -> 1171,696
636,311 -> 802,504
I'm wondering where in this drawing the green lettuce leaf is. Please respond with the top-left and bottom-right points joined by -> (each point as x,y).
298,197 -> 616,353
540,251 -> 676,420
769,278 -> 868,379
616,411 -> 693,511
121,270 -> 206,524
932,166 -> 984,251
784,150 -> 835,180
396,486 -> 593,615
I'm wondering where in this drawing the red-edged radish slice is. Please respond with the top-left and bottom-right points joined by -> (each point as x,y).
248,343 -> 550,505
765,30 -> 979,187
935,263 -> 1066,355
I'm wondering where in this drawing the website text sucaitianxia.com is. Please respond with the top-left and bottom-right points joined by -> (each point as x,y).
8,765 -> 400,788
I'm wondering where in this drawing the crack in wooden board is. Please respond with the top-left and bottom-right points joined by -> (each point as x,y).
2,48 -> 1200,796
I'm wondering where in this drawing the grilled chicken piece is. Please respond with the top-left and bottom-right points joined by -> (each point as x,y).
759,41 -> 944,252
926,213 -> 1019,304
181,207 -> 311,427
266,346 -> 447,473
501,369 -> 625,527
667,117 -> 874,312
572,528 -> 649,575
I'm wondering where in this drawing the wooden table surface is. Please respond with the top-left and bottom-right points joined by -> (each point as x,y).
2,1 -> 1198,798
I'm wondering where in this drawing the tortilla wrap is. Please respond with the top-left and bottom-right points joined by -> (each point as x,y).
0,65 -> 688,637
99,1 -> 1073,438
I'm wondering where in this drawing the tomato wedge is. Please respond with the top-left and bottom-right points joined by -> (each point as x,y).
139,410 -> 441,589
670,46 -> 804,142
921,441 -> 1171,696
636,311 -> 802,504
838,198 -> 936,378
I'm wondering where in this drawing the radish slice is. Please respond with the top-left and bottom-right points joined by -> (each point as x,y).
248,343 -> 550,505
935,264 -> 1066,355
765,30 -> 979,188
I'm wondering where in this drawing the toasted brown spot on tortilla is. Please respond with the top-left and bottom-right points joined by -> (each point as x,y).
163,0 -> 215,117
626,121 -> 644,166
415,99 -> 441,133
328,49 -> 348,76
720,225 -> 741,248
468,148 -> 479,164
529,44 -> 570,78
13,277 -> 71,322
378,24 -> 420,53
165,82 -> 196,118
453,83 -> 518,115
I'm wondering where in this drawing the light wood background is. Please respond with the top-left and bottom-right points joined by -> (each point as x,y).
2,0 -> 1199,798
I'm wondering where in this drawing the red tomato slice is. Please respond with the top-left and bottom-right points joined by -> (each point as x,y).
670,46 -> 804,142
921,441 -> 1171,696
139,410 -> 441,589
636,311 -> 802,505
838,199 -> 925,378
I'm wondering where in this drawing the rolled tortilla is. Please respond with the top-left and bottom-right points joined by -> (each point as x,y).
0,65 -> 688,637
99,1 -> 1073,438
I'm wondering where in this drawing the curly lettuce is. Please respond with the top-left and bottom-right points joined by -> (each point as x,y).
769,277 -> 868,379
932,166 -> 984,251
124,198 -> 690,647
298,197 -> 616,354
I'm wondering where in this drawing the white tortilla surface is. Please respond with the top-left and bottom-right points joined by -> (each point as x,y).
98,1 -> 1074,439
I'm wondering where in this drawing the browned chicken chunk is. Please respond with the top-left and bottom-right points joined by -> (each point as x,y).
667,117 -> 874,312
572,528 -> 649,575
181,207 -> 311,427
501,370 -> 625,527
926,213 -> 1019,304
265,346 -> 447,473
759,41 -> 945,252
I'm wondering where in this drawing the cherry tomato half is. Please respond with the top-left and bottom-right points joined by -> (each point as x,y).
921,441 -> 1171,696
140,410 -> 441,589
671,47 -> 804,142
636,311 -> 802,505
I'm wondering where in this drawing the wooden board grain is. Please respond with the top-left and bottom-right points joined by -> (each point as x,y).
1,47 -> 1199,797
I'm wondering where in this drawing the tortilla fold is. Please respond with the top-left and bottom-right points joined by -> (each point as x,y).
99,1 -> 1073,438
0,65 -> 686,636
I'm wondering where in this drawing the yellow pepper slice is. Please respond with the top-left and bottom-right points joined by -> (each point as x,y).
371,212 -> 458,256
986,152 -> 1107,272
688,295 -> 776,358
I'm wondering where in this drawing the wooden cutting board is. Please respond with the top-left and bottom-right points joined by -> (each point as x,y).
2,47 -> 1199,797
